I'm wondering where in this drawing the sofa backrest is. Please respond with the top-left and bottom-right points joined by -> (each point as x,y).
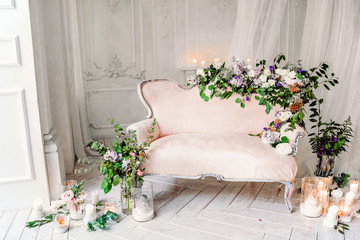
139,79 -> 279,137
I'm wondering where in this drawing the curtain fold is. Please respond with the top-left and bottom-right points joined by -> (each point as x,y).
229,0 -> 360,178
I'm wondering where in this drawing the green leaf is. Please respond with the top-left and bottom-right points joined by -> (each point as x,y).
113,176 -> 120,186
208,85 -> 214,90
235,98 -> 241,103
108,169 -> 114,179
204,96 -> 210,102
241,102 -> 245,108
255,95 -> 260,100
281,136 -> 289,143
101,178 -> 109,190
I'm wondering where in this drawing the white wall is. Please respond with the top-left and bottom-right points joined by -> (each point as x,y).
76,0 -> 237,138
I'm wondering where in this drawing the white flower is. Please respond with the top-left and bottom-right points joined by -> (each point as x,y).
331,189 -> 343,199
264,69 -> 271,77
259,75 -> 267,83
276,143 -> 293,155
50,200 -> 65,211
61,190 -> 74,203
246,64 -> 252,69
279,111 -> 292,122
196,69 -> 205,77
268,79 -> 276,86
261,82 -> 271,88
288,70 -> 296,79
248,70 -> 255,78
276,69 -> 290,77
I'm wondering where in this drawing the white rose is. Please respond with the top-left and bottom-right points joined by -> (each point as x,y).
264,69 -> 271,77
279,111 -> 292,122
268,79 -> 276,86
259,75 -> 267,82
276,143 -> 293,155
50,200 -> 66,210
248,70 -> 255,77
288,70 -> 296,79
331,189 -> 343,199
196,69 -> 205,77
276,69 -> 289,77
261,82 -> 270,88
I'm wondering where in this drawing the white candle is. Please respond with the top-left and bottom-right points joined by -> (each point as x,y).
246,58 -> 251,65
323,205 -> 338,227
192,58 -> 197,67
345,192 -> 355,206
320,189 -> 329,209
91,190 -> 99,205
201,60 -> 205,68
85,204 -> 96,218
54,214 -> 69,234
33,198 -> 45,218
214,58 -> 220,64
350,180 -> 359,199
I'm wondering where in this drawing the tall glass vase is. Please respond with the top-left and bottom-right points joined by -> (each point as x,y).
120,178 -> 135,215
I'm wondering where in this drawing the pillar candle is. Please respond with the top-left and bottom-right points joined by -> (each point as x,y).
350,180 -> 359,198
91,190 -> 99,205
323,205 -> 338,227
192,59 -> 197,67
201,60 -> 205,68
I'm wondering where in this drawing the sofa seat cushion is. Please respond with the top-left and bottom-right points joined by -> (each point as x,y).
144,133 -> 297,182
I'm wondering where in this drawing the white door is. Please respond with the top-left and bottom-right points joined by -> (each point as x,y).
0,0 -> 50,209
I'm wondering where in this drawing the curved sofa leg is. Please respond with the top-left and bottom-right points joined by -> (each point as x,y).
283,181 -> 294,213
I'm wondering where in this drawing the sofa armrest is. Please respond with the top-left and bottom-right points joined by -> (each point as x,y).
289,131 -> 305,156
126,119 -> 160,144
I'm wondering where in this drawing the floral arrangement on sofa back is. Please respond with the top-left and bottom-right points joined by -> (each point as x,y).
188,54 -> 349,157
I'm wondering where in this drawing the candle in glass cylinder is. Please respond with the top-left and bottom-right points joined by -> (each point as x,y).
33,198 -> 45,218
83,204 -> 96,224
350,180 -> 359,199
338,198 -> 353,223
323,205 -> 339,227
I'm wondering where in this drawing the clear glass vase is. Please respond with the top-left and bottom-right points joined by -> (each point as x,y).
300,177 -> 323,218
132,181 -> 154,222
69,201 -> 85,220
120,179 -> 135,215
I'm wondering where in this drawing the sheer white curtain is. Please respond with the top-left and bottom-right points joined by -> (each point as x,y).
229,0 -> 360,178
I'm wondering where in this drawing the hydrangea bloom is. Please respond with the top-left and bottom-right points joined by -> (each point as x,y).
122,159 -> 130,171
261,130 -> 280,144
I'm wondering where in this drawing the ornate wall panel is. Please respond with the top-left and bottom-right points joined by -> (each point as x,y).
76,0 -> 237,137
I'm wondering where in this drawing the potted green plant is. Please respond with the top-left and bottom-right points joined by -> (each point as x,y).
309,117 -> 354,178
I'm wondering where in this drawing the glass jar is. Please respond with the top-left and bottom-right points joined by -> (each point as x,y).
69,201 -> 85,220
300,177 -> 323,217
338,199 -> 353,223
132,181 -> 154,222
104,197 -> 117,214
60,180 -> 77,211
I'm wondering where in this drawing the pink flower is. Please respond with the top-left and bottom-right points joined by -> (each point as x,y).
130,152 -> 136,157
137,169 -> 143,176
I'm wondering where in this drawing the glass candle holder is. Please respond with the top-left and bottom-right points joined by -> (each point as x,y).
338,199 -> 353,223
104,197 -> 117,214
132,181 -> 154,222
54,213 -> 69,234
300,177 -> 323,217
349,180 -> 359,199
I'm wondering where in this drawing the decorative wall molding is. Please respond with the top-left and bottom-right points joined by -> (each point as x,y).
0,36 -> 21,66
0,89 -> 34,184
0,0 -> 16,9
105,0 -> 120,12
85,87 -> 137,98
84,54 -> 145,81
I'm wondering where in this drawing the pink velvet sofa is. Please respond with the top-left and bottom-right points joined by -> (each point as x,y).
127,79 -> 304,213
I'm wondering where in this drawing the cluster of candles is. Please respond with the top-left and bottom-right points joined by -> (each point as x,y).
300,177 -> 359,227
191,58 -> 221,68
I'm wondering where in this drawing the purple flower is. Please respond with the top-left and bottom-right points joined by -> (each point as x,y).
269,66 -> 274,73
246,96 -> 250,101
317,152 -> 323,157
331,136 -> 338,141
276,82 -> 282,87
104,150 -> 119,162
263,127 -> 267,131
276,123 -> 280,129
252,83 -> 256,86
297,68 -> 301,73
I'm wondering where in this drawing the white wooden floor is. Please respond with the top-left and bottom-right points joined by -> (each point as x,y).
1,174 -> 359,240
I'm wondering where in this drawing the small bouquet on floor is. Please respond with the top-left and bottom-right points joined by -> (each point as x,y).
61,180 -> 86,220
79,118 -> 157,214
